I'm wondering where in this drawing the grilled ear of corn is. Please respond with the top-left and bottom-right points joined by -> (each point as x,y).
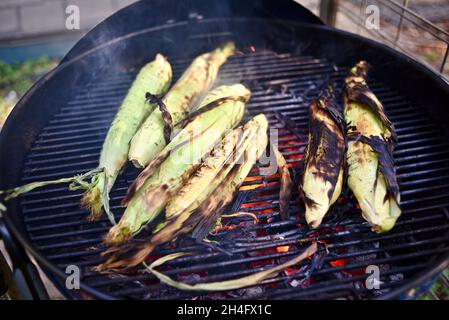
344,61 -> 401,233
165,114 -> 268,219
104,84 -> 249,245
81,54 -> 172,223
99,115 -> 268,270
128,42 -> 235,168
191,116 -> 269,240
301,86 -> 345,228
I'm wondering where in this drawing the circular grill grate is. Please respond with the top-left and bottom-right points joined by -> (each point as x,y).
19,49 -> 449,299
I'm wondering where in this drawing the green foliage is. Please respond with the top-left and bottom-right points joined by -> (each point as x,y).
0,56 -> 56,96
419,269 -> 449,300
0,56 -> 57,128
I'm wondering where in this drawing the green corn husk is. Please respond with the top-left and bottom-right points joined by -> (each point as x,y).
98,115 -> 268,270
0,168 -> 103,212
156,114 -> 269,241
128,42 -> 235,168
104,84 -> 249,246
344,61 -> 401,233
301,86 -> 345,228
81,54 -> 172,224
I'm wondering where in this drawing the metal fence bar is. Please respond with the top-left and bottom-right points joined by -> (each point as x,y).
357,0 -> 367,34
378,0 -> 449,43
332,0 -> 449,78
319,0 -> 340,26
441,45 -> 449,73
387,0 -> 449,39
338,3 -> 402,47
393,0 -> 409,46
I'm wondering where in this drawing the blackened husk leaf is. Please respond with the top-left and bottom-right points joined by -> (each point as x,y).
303,193 -> 320,210
272,145 -> 293,220
274,111 -> 305,138
122,150 -> 171,206
147,93 -> 173,144
348,133 -> 400,203
174,96 -> 246,129
190,164 -> 244,241
100,164 -> 243,271
303,85 -> 346,201
344,61 -> 397,143
99,205 -> 188,271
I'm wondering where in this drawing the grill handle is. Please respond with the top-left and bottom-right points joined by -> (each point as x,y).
0,217 -> 49,300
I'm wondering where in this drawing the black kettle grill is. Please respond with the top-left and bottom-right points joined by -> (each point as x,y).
0,0 -> 448,300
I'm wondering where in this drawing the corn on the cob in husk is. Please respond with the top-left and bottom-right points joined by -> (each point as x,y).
128,42 -> 235,168
99,115 -> 268,270
81,54 -> 172,223
165,114 -> 268,219
163,114 -> 268,236
190,115 -> 269,240
104,84 -> 249,245
301,86 -> 345,228
344,61 -> 401,233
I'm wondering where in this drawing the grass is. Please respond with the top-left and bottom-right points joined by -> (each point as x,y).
419,269 -> 449,300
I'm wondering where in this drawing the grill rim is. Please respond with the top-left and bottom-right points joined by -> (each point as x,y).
59,0 -> 325,64
1,19 -> 449,300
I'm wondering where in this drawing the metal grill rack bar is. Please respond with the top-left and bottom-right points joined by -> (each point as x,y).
19,49 -> 449,299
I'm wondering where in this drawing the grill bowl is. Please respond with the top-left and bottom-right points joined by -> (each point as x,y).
1,17 -> 449,300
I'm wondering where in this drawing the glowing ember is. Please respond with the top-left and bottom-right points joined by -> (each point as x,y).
250,46 -> 256,52
344,268 -> 366,276
308,231 -> 320,238
251,259 -> 274,268
280,134 -> 296,140
244,176 -> 263,182
276,245 -> 290,253
330,259 -> 347,267
266,173 -> 280,179
283,146 -> 300,152
257,209 -> 274,214
284,266 -> 300,276
334,226 -> 344,232
241,201 -> 270,208
288,162 -> 300,168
